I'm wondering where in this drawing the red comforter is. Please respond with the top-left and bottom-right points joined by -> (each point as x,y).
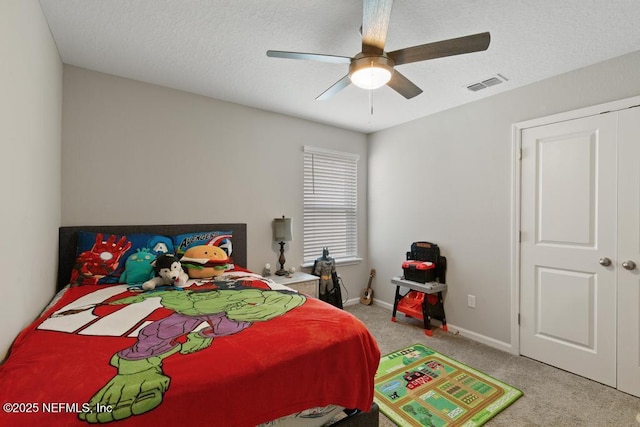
0,273 -> 380,426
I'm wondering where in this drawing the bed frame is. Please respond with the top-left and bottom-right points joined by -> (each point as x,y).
333,404 -> 380,426
55,223 -> 379,426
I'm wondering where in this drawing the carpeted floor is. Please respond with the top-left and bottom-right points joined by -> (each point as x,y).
345,303 -> 640,427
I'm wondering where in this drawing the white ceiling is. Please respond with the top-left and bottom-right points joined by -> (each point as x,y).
39,0 -> 640,134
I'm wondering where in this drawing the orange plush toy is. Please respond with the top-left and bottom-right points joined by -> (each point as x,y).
180,245 -> 230,279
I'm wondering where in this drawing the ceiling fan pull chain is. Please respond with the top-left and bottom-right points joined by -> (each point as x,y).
370,62 -> 374,116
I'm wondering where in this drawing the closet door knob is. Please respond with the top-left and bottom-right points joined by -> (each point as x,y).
598,257 -> 612,267
622,260 -> 637,271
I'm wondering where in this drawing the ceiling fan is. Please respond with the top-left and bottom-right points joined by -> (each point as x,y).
266,0 -> 490,100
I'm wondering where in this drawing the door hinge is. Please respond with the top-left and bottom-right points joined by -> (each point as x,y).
518,313 -> 521,325
519,147 -> 522,160
518,231 -> 522,242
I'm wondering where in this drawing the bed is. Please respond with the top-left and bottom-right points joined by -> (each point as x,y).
0,224 -> 380,426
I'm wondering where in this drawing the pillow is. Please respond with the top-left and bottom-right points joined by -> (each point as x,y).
71,232 -> 173,285
172,230 -> 234,269
172,230 -> 232,255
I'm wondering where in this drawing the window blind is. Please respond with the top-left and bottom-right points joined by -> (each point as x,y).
303,146 -> 359,264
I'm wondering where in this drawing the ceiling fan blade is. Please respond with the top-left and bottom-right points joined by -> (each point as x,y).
267,50 -> 352,64
387,70 -> 423,99
362,0 -> 394,55
316,74 -> 351,101
387,32 -> 491,66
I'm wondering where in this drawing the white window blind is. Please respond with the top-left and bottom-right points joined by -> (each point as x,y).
303,146 -> 359,264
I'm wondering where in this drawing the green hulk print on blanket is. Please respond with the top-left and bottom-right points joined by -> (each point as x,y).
79,285 -> 306,423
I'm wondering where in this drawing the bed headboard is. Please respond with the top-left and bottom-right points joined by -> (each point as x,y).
57,223 -> 247,292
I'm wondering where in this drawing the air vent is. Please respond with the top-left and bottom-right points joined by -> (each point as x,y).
482,77 -> 502,87
467,83 -> 485,92
466,74 -> 508,92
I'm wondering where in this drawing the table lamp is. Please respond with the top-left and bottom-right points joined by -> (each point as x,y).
273,216 -> 293,276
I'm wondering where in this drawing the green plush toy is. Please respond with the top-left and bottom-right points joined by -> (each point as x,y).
120,248 -> 156,285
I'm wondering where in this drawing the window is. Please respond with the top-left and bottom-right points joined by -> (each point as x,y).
303,146 -> 359,265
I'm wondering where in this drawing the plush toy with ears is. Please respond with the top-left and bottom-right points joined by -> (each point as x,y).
142,254 -> 189,290
121,248 -> 156,285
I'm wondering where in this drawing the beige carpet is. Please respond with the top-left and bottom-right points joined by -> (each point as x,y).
345,303 -> 640,427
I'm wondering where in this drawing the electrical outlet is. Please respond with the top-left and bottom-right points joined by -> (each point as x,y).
467,294 -> 476,308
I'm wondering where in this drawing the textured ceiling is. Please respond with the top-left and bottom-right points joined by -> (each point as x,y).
39,0 -> 640,133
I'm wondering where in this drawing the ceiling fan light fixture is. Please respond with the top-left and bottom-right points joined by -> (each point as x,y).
266,1 -> 490,101
349,55 -> 394,90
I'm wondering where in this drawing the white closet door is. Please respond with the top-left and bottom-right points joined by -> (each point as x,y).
520,113 -> 618,386
616,107 -> 640,397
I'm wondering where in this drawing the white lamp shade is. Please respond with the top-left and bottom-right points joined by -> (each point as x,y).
349,55 -> 394,90
273,217 -> 293,241
350,66 -> 392,89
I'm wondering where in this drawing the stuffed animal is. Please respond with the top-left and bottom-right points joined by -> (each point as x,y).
180,245 -> 229,279
120,248 -> 156,285
142,254 -> 189,290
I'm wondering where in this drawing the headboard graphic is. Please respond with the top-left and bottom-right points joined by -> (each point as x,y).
57,223 -> 247,291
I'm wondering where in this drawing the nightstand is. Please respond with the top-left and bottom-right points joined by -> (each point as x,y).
270,272 -> 319,298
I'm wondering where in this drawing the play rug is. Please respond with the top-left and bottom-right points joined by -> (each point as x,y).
374,344 -> 522,427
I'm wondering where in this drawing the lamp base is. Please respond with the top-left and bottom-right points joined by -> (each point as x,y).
276,241 -> 287,276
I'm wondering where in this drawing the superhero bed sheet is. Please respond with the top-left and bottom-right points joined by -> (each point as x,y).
0,224 -> 381,427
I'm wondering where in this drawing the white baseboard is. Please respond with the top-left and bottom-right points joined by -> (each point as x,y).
343,298 -> 361,307
372,299 -> 394,310
369,299 -> 516,354
344,298 -> 393,309
445,324 -> 515,354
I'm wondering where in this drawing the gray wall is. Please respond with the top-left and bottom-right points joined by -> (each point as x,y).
0,0 -> 63,358
61,65 -> 369,301
368,51 -> 640,347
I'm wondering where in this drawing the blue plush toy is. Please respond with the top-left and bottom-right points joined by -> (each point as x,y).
120,248 -> 156,285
